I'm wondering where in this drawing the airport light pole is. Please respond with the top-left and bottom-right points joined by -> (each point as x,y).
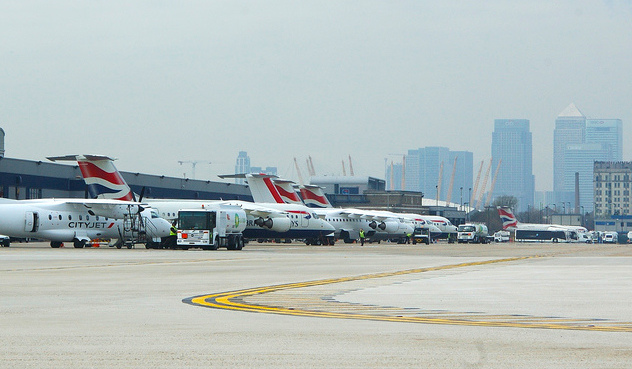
464,202 -> 469,221
436,185 -> 439,206
460,187 -> 463,211
580,206 -> 585,227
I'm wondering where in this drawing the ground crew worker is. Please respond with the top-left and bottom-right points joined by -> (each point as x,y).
359,229 -> 365,246
406,232 -> 412,244
164,222 -> 177,248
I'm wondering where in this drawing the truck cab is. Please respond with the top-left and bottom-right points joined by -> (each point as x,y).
457,223 -> 489,244
177,205 -> 247,250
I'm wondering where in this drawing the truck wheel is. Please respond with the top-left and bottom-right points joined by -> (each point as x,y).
209,236 -> 219,250
74,239 -> 86,248
50,241 -> 62,248
235,236 -> 244,250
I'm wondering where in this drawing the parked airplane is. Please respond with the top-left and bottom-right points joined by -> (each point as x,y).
297,182 -> 451,240
0,197 -> 171,248
252,177 -> 418,243
50,156 -> 335,245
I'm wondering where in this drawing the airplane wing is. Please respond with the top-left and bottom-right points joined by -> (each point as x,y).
34,199 -> 144,219
232,202 -> 288,218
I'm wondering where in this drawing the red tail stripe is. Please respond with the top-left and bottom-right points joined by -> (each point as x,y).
78,162 -> 127,186
262,177 -> 284,204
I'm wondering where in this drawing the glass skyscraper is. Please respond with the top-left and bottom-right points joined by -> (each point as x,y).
491,119 -> 534,212
553,104 -> 623,213
404,147 -> 472,205
554,103 -> 586,198
234,151 -> 250,185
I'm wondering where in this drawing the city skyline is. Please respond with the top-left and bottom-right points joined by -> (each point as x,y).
492,119 -> 534,212
2,2 -> 631,190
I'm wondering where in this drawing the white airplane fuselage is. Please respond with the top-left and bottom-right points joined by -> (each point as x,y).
0,200 -> 171,243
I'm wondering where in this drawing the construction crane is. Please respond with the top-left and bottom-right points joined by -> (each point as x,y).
293,157 -> 305,186
470,160 -> 484,207
387,154 -> 406,190
308,156 -> 316,176
485,159 -> 502,208
445,156 -> 458,205
475,158 -> 493,209
341,160 -> 347,176
177,160 -> 212,180
348,155 -> 354,176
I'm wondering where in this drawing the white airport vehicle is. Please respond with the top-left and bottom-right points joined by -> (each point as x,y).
628,231 -> 632,243
457,223 -> 489,244
411,227 -> 430,245
51,156 -> 335,245
493,230 -> 510,242
177,205 -> 247,250
0,198 -> 171,248
0,234 -> 9,247
603,232 -> 618,244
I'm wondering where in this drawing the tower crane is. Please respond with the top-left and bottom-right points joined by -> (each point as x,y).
177,160 -> 212,180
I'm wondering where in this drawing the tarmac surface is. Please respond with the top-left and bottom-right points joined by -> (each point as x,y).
2,240 -> 632,368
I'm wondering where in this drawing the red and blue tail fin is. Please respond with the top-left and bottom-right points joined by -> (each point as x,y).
272,179 -> 304,205
48,155 -> 134,201
497,207 -> 518,230
299,185 -> 332,208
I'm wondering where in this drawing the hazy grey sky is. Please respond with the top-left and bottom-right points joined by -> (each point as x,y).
2,1 -> 631,190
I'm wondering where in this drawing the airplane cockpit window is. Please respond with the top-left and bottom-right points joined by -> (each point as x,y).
151,210 -> 159,218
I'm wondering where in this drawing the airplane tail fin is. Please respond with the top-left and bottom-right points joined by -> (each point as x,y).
47,155 -> 134,201
272,179 -> 304,205
497,206 -> 518,230
299,185 -> 332,208
219,173 -> 284,204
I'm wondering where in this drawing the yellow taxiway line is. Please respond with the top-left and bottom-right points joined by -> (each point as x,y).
184,256 -> 632,332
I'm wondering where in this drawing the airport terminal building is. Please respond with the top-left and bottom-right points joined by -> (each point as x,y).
0,157 -> 252,202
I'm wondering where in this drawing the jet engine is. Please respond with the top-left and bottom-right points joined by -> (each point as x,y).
378,220 -> 399,233
255,217 -> 292,232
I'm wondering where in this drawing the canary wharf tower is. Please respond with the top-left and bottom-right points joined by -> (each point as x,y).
553,103 -> 586,204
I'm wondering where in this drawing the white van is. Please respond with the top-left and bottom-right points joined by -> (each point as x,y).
603,232 -> 618,244
627,231 -> 632,244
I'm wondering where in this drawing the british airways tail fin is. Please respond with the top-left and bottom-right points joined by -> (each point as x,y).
219,173 -> 284,204
497,206 -> 518,230
272,179 -> 304,205
299,185 -> 332,208
47,155 -> 134,201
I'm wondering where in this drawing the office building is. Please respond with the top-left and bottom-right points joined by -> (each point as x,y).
594,161 -> 632,217
404,147 -> 472,205
491,119 -> 534,212
553,103 -> 586,203
234,151 -> 251,184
